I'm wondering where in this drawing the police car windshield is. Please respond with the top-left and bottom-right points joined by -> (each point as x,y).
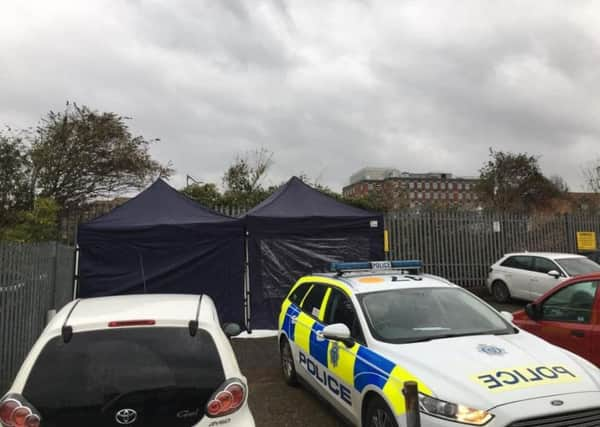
359,287 -> 514,343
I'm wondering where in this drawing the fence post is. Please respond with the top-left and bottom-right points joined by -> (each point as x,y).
403,380 -> 421,427
51,241 -> 59,308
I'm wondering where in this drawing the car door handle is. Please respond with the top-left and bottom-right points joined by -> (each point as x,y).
291,316 -> 298,324
316,331 -> 325,342
571,330 -> 585,338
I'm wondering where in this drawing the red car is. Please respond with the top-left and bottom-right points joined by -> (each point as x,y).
513,272 -> 600,366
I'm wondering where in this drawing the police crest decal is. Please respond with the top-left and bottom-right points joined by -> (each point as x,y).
330,341 -> 340,368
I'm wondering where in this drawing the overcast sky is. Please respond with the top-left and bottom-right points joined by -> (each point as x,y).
2,1 -> 600,192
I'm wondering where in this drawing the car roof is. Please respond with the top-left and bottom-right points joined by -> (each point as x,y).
504,252 -> 586,260
48,294 -> 217,336
313,272 -> 458,294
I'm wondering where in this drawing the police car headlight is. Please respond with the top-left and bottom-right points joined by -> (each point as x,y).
419,393 -> 493,425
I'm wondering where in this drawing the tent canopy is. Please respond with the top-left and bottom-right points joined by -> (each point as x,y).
81,178 -> 236,230
245,176 -> 384,329
245,176 -> 381,234
78,179 -> 245,324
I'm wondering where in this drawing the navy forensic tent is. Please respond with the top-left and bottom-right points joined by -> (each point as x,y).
245,176 -> 384,329
77,178 -> 245,324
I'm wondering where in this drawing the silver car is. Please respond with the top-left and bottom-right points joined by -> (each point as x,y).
487,252 -> 600,302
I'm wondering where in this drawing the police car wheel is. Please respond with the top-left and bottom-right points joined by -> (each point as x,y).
365,396 -> 397,427
492,280 -> 510,303
280,339 -> 298,386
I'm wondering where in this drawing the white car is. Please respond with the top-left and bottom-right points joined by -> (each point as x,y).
487,252 -> 600,303
278,260 -> 600,427
0,294 -> 255,427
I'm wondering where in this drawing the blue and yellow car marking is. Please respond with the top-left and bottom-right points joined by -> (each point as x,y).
472,365 -> 580,392
280,276 -> 433,415
298,351 -> 353,405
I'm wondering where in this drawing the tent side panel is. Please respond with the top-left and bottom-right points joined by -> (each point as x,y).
78,226 -> 245,324
248,225 -> 383,329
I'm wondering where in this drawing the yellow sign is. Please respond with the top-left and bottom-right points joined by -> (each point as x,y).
577,231 -> 597,251
384,230 -> 389,253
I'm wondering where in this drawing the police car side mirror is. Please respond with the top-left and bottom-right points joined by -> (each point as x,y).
322,324 -> 355,347
525,303 -> 540,321
223,322 -> 242,338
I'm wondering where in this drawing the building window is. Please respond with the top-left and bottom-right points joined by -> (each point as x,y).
425,192 -> 431,199
457,182 -> 463,190
465,183 -> 470,191
433,192 -> 439,200
441,193 -> 447,200
409,182 -> 415,189
409,192 -> 415,199
447,183 -> 453,190
417,182 -> 422,189
425,182 -> 430,189
417,193 -> 423,199
458,193 -> 463,200
432,182 -> 438,190
440,182 -> 446,190
466,193 -> 471,200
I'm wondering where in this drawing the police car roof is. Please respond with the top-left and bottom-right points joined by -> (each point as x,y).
315,271 -> 458,294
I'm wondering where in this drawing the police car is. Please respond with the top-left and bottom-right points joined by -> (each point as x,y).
277,260 -> 600,427
0,294 -> 255,427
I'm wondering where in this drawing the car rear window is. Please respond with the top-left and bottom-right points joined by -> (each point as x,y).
288,282 -> 311,305
501,256 -> 531,270
301,284 -> 328,319
23,327 -> 225,427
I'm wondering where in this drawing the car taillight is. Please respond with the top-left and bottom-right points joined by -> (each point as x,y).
206,379 -> 246,417
0,394 -> 41,427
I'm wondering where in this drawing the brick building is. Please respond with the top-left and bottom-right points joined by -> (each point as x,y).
343,167 -> 480,209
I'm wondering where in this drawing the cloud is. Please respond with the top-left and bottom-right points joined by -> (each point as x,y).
1,0 -> 599,192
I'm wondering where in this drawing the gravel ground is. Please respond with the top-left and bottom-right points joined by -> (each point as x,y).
232,297 -> 527,427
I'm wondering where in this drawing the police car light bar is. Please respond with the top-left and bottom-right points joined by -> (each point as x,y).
330,260 -> 423,273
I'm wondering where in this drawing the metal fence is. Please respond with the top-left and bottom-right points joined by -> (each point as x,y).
0,241 -> 74,392
385,211 -> 600,290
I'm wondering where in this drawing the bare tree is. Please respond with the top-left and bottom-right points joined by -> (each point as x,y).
221,148 -> 274,206
583,161 -> 600,193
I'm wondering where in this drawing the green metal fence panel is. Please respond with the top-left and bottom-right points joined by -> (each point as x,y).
384,211 -> 600,290
0,242 -> 75,393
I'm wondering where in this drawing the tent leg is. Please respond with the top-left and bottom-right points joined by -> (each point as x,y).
72,245 -> 80,300
244,233 -> 252,333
